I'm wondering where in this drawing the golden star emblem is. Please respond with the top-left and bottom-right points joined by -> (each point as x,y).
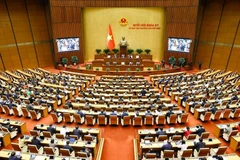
107,34 -> 113,41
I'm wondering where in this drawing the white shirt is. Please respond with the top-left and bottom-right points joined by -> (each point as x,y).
60,127 -> 68,137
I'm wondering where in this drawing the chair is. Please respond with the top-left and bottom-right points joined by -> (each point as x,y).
223,130 -> 238,141
74,114 -> 85,124
69,135 -> 79,140
163,150 -> 174,158
42,131 -> 52,138
178,149 -> 192,158
63,113 -> 74,123
171,135 -> 182,141
2,127 -> 17,138
97,115 -> 107,125
156,115 -> 165,125
167,114 -> 177,124
133,116 -> 142,126
177,113 -> 188,123
121,116 -> 131,126
145,153 -> 156,158
59,148 -> 75,157
200,112 -> 211,121
144,137 -> 154,142
109,115 -> 119,125
29,110 -> 41,120
211,110 -> 221,120
220,109 -> 231,119
83,135 -> 94,142
44,146 -> 59,156
3,105 -> 13,115
85,115 -> 95,125
184,134 -> 197,141
55,133 -> 65,139
230,109 -> 240,118
157,135 -> 168,141
21,108 -> 31,118
199,132 -> 210,139
50,112 -> 62,123
210,146 -> 227,155
144,115 -> 154,125
194,148 -> 210,157
11,142 -> 28,153
30,130 -> 40,136
76,152 -> 90,158
12,107 -> 22,116
28,144 -> 43,154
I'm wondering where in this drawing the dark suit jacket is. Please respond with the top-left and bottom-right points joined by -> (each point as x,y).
63,144 -> 74,153
196,128 -> 206,136
47,126 -> 56,136
162,143 -> 173,151
31,138 -> 42,149
194,141 -> 206,152
210,107 -> 218,114
121,112 -> 129,119
156,130 -> 166,136
73,129 -> 82,138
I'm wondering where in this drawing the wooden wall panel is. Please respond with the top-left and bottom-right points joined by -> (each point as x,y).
50,0 -> 199,65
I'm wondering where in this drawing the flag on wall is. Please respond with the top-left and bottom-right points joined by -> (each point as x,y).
107,24 -> 115,51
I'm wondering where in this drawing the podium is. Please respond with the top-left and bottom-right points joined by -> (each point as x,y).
120,45 -> 127,56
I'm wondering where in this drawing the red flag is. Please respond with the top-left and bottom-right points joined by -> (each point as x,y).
106,24 -> 115,51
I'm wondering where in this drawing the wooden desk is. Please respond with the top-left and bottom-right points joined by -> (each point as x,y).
0,75 -> 11,83
230,136 -> 240,151
5,70 -> 22,80
102,65 -> 144,71
0,119 -> 27,134
37,68 -> 52,75
213,122 -> 239,138
0,132 -> 11,147
16,69 -> 32,78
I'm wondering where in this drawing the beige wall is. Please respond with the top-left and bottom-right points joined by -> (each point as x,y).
83,7 -> 166,62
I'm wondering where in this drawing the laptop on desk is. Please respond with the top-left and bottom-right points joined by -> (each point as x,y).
69,137 -> 75,144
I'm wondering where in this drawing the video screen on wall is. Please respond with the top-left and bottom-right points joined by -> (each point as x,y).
168,38 -> 192,53
56,37 -> 79,52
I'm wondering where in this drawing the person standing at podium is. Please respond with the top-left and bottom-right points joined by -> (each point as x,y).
120,36 -> 128,46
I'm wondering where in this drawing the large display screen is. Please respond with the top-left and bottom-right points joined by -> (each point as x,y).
168,38 -> 192,53
56,37 -> 79,52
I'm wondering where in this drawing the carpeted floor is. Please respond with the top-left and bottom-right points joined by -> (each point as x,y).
1,66 -> 239,160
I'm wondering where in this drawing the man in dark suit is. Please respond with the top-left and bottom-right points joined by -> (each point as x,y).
141,88 -> 146,96
162,141 -> 173,151
110,109 -> 117,116
31,136 -> 42,149
47,124 -> 56,136
121,110 -> 129,119
209,105 -> 218,114
145,110 -> 152,116
156,127 -> 166,137
77,108 -> 84,118
73,126 -> 82,139
196,125 -> 206,137
165,108 -> 174,119
194,138 -> 206,152
63,141 -> 74,153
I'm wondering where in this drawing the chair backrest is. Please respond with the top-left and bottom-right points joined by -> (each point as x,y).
29,110 -> 38,120
56,133 -> 65,139
22,108 -> 29,117
215,146 -> 227,155
28,145 -> 39,153
144,137 -> 154,142
30,130 -> 39,136
60,148 -> 71,156
145,153 -> 156,158
158,135 -> 168,141
42,131 -> 52,138
110,115 -> 118,125
198,148 -> 210,156
187,134 -> 197,140
157,115 -> 165,125
222,109 -> 231,118
3,105 -> 10,115
200,132 -> 210,139
83,135 -> 93,142
69,135 -> 79,140
229,130 -> 238,137
2,127 -> 9,133
63,113 -> 71,122
86,115 -> 94,125
172,135 -> 181,141
11,142 -> 21,151
214,110 -> 221,120
169,114 -> 177,124
181,149 -> 192,158
203,112 -> 211,120
163,150 -> 174,158
134,116 -> 142,126
44,147 -> 54,155
233,109 -> 240,118
180,113 -> 188,123
12,107 -> 19,116
74,114 -> 81,123
123,116 -> 131,125
98,115 -> 106,125
145,116 -> 153,125
50,113 -> 59,122
76,152 -> 88,158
